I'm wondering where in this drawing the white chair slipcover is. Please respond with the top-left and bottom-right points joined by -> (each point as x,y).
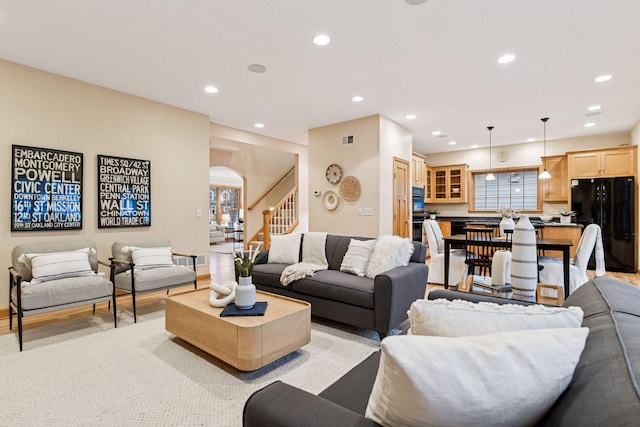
422,220 -> 468,286
538,223 -> 605,294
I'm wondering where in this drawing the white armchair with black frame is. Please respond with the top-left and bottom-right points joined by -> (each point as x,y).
110,238 -> 197,322
9,240 -> 117,351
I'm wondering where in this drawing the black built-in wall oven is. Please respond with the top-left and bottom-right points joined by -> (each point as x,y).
412,187 -> 425,241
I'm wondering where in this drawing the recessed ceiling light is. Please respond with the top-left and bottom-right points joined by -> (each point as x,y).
204,86 -> 218,94
471,144 -> 479,149
594,74 -> 612,82
587,105 -> 601,111
526,138 -> 536,142
497,54 -> 516,64
352,96 -> 364,102
448,141 -> 457,146
248,64 -> 267,73
406,114 -> 417,120
405,0 -> 429,5
584,122 -> 596,128
313,34 -> 331,46
254,123 -> 265,128
431,131 -> 441,136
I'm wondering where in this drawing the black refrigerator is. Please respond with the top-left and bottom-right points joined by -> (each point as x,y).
571,177 -> 635,272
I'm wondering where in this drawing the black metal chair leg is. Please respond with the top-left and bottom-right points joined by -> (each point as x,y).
112,290 -> 117,329
9,305 -> 13,331
92,304 -> 96,314
132,291 -> 137,323
18,313 -> 23,352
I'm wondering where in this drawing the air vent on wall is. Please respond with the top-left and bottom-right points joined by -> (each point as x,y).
174,254 -> 207,267
341,134 -> 355,145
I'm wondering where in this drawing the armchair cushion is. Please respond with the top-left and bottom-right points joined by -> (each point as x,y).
24,248 -> 96,284
130,246 -> 174,270
14,274 -> 112,311
113,265 -> 195,293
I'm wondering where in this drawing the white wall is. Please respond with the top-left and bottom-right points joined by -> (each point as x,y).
1,60 -> 211,310
308,115 -> 380,237
379,116 -> 413,234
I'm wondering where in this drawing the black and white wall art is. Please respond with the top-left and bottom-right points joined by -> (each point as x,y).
97,154 -> 151,228
11,145 -> 83,231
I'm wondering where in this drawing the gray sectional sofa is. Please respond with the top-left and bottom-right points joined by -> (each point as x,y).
243,276 -> 640,425
250,234 -> 428,338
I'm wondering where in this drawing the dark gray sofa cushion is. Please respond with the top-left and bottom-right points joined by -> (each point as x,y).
542,276 -> 640,425
319,351 -> 381,415
251,263 -> 287,289
292,270 -> 375,309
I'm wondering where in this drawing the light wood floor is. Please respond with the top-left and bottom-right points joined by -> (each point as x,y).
1,250 -> 639,338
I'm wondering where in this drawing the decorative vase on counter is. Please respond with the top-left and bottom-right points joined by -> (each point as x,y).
430,214 -> 437,220
235,276 -> 256,309
560,215 -> 571,224
499,217 -> 516,238
510,215 -> 538,297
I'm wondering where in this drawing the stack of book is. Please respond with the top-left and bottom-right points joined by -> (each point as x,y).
471,275 -> 512,293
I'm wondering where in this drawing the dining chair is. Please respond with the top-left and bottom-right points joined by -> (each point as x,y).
538,224 -> 605,295
463,227 -> 496,277
422,220 -> 468,285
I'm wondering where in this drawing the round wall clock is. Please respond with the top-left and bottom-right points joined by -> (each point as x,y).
497,150 -> 510,162
325,164 -> 342,184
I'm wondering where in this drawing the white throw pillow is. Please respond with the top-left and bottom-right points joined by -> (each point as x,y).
409,298 -> 584,336
340,239 -> 376,277
131,247 -> 174,270
366,329 -> 589,427
302,232 -> 328,266
365,235 -> 414,279
268,233 -> 302,264
26,248 -> 96,284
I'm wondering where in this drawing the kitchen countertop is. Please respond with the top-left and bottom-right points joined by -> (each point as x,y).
427,216 -> 583,228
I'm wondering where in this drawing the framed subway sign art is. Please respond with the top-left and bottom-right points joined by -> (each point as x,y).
11,145 -> 83,231
97,155 -> 151,228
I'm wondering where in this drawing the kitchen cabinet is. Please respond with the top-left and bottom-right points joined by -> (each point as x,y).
438,220 -> 451,238
412,154 -> 425,187
541,155 -> 568,201
567,146 -> 637,178
542,225 -> 582,259
433,164 -> 468,203
425,164 -> 433,202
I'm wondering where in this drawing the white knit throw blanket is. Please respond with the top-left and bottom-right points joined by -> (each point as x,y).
280,232 -> 328,286
593,226 -> 606,277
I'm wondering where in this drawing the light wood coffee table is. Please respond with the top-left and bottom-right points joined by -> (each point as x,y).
165,288 -> 310,371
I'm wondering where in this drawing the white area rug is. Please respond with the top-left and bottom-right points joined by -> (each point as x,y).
0,303 -> 380,426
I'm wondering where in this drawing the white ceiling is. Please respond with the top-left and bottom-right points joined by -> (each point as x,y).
1,0 -> 639,154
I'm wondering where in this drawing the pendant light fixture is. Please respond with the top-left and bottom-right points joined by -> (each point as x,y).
486,126 -> 496,181
539,117 -> 551,180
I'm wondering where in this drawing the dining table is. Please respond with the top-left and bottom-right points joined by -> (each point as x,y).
443,234 -> 574,298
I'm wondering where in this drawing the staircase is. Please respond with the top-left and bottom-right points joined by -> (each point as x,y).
247,165 -> 298,249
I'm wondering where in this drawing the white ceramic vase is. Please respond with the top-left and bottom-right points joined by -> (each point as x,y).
235,276 -> 256,309
499,216 -> 515,238
430,214 -> 436,220
560,215 -> 571,224
510,215 -> 538,297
